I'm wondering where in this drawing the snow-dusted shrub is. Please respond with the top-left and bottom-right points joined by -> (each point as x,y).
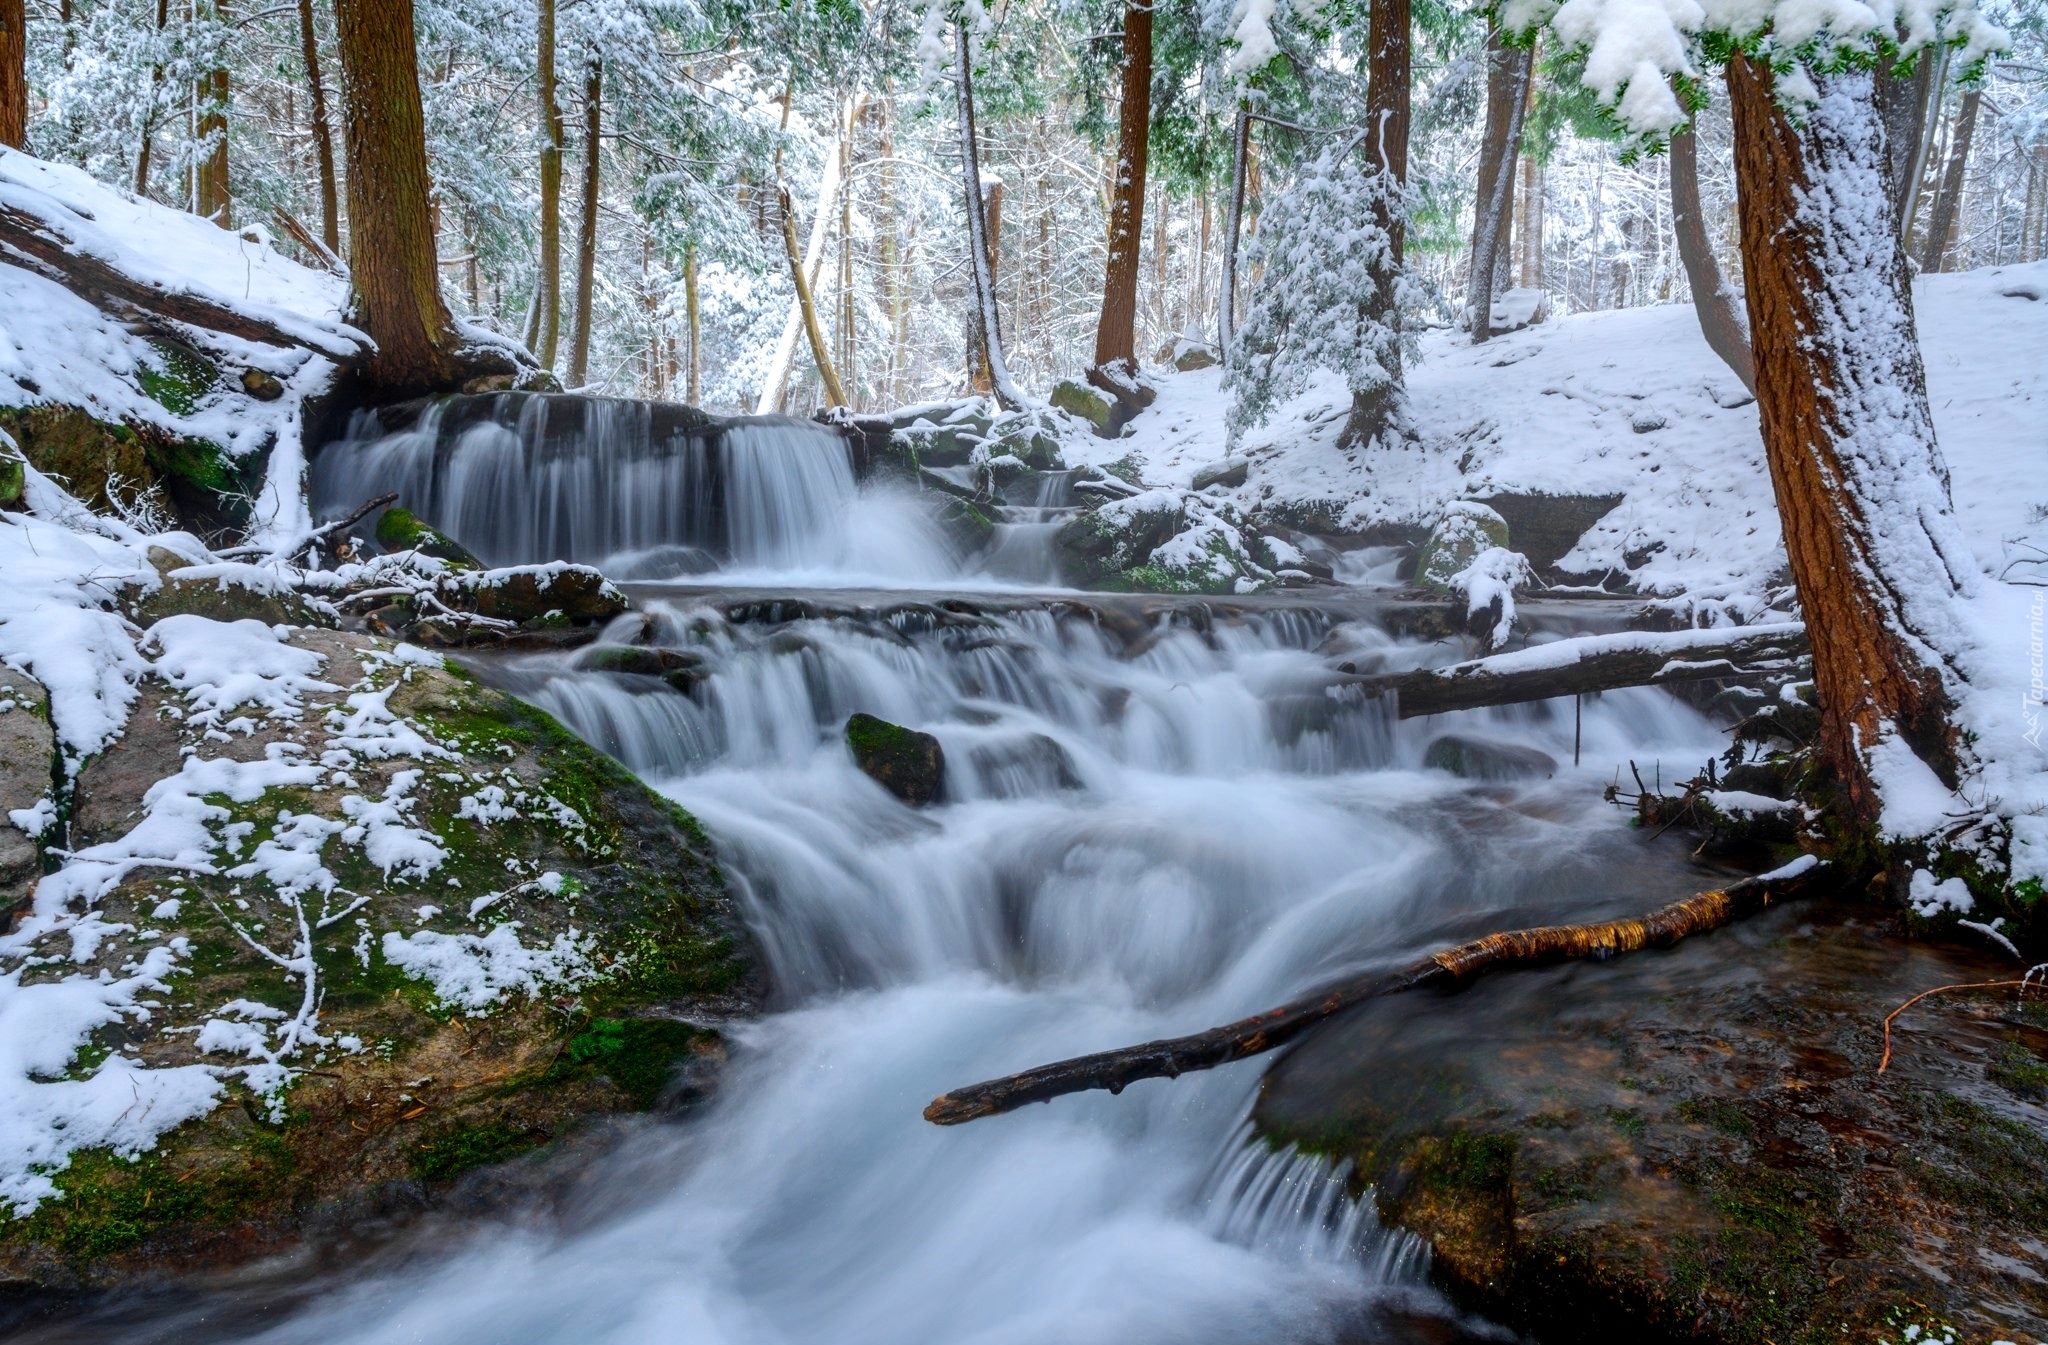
1225,144 -> 1427,446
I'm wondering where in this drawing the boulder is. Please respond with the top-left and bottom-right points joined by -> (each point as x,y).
932,497 -> 998,559
845,713 -> 945,806
0,443 -> 23,510
579,645 -> 706,683
375,505 -> 481,568
1173,343 -> 1221,372
1422,734 -> 1557,781
1475,493 -> 1624,575
454,564 -> 628,627
129,561 -> 339,629
238,368 -> 284,401
0,669 -> 53,910
1416,501 -> 1512,592
1191,458 -> 1250,492
1050,380 -> 1118,435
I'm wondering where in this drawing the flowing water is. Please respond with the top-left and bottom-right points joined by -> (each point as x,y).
32,401 -> 1735,1344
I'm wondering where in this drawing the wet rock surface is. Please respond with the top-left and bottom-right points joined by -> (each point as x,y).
0,671 -> 53,909
845,712 -> 945,807
1257,896 -> 2048,1344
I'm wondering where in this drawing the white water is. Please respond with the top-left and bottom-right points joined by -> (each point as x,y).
209,598 -> 1727,1345
309,397 -> 988,587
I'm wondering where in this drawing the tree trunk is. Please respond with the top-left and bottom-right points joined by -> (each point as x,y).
195,1 -> 231,226
1467,25 -> 1523,329
1467,35 -> 1530,343
1918,89 -> 1979,274
1876,50 -> 1932,234
683,239 -> 699,405
779,186 -> 847,409
535,0 -> 564,368
757,99 -> 849,414
1726,56 -> 1978,824
333,0 -> 462,391
1336,0 -> 1409,443
1219,102 -> 1249,359
1669,102 -> 1754,391
1090,0 -> 1151,379
966,177 -> 1003,394
566,59 -> 600,387
837,128 -> 854,402
0,0 -> 24,150
135,0 -> 171,193
956,19 -> 1023,409
297,0 -> 340,251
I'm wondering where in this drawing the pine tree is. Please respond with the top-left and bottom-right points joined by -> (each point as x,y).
0,0 -> 24,149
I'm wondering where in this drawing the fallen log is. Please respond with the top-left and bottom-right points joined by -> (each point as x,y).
0,203 -> 364,357
1343,622 -> 1808,719
923,856 -> 1826,1125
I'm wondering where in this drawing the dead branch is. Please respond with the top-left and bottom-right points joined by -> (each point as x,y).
1344,624 -> 1809,719
0,203 -> 363,356
1877,978 -> 2045,1074
924,860 -> 1828,1126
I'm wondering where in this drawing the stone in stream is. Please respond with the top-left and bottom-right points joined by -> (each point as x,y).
374,505 -> 481,568
0,628 -> 759,1288
1415,501 -> 1512,593
845,713 -> 946,806
1422,734 -> 1557,782
1255,894 -> 2048,1342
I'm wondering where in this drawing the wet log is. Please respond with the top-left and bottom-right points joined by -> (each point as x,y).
924,858 -> 1827,1125
0,202 -> 363,356
1343,622 -> 1807,719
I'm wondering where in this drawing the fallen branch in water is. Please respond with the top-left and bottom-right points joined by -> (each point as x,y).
1343,623 -> 1808,719
924,857 -> 1828,1125
1877,977 -> 2046,1074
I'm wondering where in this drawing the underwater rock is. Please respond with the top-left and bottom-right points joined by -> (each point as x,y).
1421,734 -> 1558,782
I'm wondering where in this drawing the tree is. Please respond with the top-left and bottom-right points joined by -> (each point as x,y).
567,58 -> 601,387
1468,29 -> 1532,343
1726,54 -> 1980,822
296,0 -> 340,251
956,13 -> 1023,409
1669,97 -> 1753,390
1919,87 -> 1981,271
1334,0 -> 1410,445
333,0 -> 462,391
1,0 -> 23,150
533,0 -> 565,368
195,0 -> 230,225
1089,0 -> 1152,390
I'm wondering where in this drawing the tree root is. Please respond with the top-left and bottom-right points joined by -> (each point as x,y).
923,858 -> 1828,1126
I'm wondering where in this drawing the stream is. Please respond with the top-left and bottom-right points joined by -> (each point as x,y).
28,402 -> 1737,1343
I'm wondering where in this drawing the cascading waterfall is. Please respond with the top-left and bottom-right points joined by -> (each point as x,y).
309,394 -> 966,584
154,594 -> 1729,1345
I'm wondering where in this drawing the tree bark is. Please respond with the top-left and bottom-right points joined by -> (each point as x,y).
0,0 -> 24,150
1341,623 -> 1808,717
956,19 -> 1023,409
1918,89 -> 1979,274
333,0 -> 463,391
1726,56 -> 1977,823
297,0 -> 340,252
1219,102 -> 1249,359
1336,0 -> 1410,442
684,239 -> 700,405
535,0 -> 564,368
925,862 -> 1828,1124
1468,35 -> 1530,344
1090,0 -> 1152,379
566,59 -> 601,387
1669,102 -> 1754,391
966,177 -> 1003,394
779,186 -> 847,408
1875,50 -> 1933,234
194,1 -> 231,226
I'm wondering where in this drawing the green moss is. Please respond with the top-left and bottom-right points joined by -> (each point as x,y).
407,1119 -> 552,1182
1606,1107 -> 1647,1138
551,1017 -> 707,1108
138,340 -> 219,416
1674,1097 -> 1756,1138
375,507 -> 479,566
2,1126 -> 294,1258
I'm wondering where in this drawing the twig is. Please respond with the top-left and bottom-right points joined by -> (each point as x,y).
1877,979 -> 2045,1074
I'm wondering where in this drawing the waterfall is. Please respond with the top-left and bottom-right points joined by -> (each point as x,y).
308,395 -> 965,584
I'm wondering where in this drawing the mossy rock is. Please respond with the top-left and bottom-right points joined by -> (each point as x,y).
0,629 -> 758,1286
845,712 -> 945,807
1050,380 -> 1116,434
137,339 -> 221,417
127,563 -> 337,630
1417,502 -> 1511,592
0,446 -> 24,510
455,565 -> 628,627
0,404 -> 254,533
375,506 -> 481,568
988,424 -> 1063,471
932,498 -> 997,559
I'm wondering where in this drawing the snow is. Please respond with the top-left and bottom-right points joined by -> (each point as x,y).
380,924 -> 597,1014
144,614 -> 338,734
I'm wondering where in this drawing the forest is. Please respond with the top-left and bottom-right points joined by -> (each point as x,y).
1,0 -> 2047,1339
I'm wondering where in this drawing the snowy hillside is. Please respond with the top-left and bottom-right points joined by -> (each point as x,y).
1075,262 -> 2048,623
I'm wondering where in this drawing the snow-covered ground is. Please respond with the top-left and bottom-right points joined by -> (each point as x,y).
1070,262 -> 2048,622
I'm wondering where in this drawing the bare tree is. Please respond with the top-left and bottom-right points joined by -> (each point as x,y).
0,0 -> 24,150
1918,88 -> 1981,272
567,59 -> 601,387
1669,98 -> 1754,390
1089,0 -> 1152,388
297,0 -> 340,250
